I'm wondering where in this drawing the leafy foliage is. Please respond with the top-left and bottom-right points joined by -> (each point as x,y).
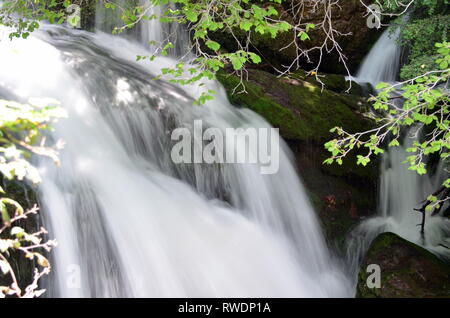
106,0 -> 321,101
398,14 -> 448,79
325,41 -> 450,215
0,98 -> 66,298
0,0 -> 70,39
377,0 -> 449,79
1,1 -> 375,104
0,0 -> 322,103
378,0 -> 448,16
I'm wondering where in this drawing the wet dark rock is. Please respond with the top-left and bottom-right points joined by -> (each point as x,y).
357,232 -> 450,298
217,69 -> 378,245
211,0 -> 379,74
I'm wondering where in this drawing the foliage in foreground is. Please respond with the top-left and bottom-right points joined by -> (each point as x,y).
0,0 -> 381,103
399,1 -> 448,80
323,1 -> 450,232
0,99 -> 65,298
376,0 -> 449,79
1,1 -> 448,241
325,41 -> 450,217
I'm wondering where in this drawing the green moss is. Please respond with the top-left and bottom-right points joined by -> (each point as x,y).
217,73 -> 304,140
357,232 -> 450,298
290,70 -> 365,96
217,69 -> 379,247
217,69 -> 371,143
217,69 -> 377,181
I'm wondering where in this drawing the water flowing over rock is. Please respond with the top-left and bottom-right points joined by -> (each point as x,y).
346,24 -> 450,296
355,27 -> 403,85
94,0 -> 190,58
3,0 -> 447,299
217,69 -> 379,246
0,19 -> 354,297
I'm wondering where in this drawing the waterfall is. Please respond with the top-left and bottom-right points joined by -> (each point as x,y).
355,27 -> 402,85
0,13 -> 352,297
377,138 -> 450,249
95,1 -> 190,58
346,26 -> 450,279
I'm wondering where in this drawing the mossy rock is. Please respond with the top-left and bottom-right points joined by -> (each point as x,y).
357,232 -> 450,298
290,70 -> 365,96
217,69 -> 379,245
288,141 -> 377,245
217,69 -> 371,143
217,69 -> 376,180
209,0 -> 380,74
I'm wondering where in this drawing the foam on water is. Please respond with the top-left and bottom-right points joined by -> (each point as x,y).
0,25 -> 352,297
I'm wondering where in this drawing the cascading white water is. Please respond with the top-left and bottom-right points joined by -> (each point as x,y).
95,1 -> 190,58
347,26 -> 450,279
378,138 -> 450,251
138,1 -> 191,58
355,27 -> 402,85
0,17 -> 352,296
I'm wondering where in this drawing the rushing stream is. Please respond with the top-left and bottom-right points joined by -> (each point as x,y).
1,3 -> 448,298
0,16 -> 352,297
347,27 -> 450,279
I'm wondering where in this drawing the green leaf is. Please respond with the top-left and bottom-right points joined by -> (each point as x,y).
248,53 -> 262,64
0,202 -> 10,226
229,56 -> 243,70
185,11 -> 198,23
239,21 -> 253,31
298,31 -> 310,41
205,40 -> 221,51
356,155 -> 370,166
388,139 -> 400,147
68,16 -> 80,27
306,23 -> 315,32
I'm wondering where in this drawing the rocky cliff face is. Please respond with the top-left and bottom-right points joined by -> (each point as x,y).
357,232 -> 450,298
211,0 -> 379,74
80,1 -> 379,74
217,69 -> 378,246
288,0 -> 378,74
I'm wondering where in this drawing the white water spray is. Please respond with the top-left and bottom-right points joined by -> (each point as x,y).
0,15 -> 352,297
347,26 -> 450,279
355,27 -> 402,85
95,1 -> 190,58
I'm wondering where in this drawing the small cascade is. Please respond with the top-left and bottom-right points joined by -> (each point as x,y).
378,136 -> 450,251
0,7 -> 353,296
95,1 -> 190,58
355,27 -> 402,85
346,25 -> 450,281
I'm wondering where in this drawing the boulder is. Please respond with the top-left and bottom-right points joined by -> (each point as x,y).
217,69 -> 370,142
211,0 -> 380,74
357,232 -> 450,298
